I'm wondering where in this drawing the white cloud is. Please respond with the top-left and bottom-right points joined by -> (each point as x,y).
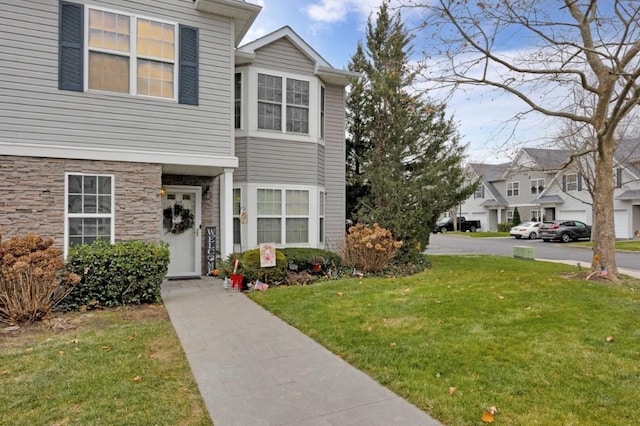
304,0 -> 399,24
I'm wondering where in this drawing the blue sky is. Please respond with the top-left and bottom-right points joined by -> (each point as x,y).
241,0 -> 553,164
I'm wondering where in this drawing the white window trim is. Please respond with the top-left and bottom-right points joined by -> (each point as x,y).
319,84 -> 326,141
566,173 -> 578,191
319,190 -> 325,245
530,210 -> 542,221
64,172 -> 115,257
234,72 -> 243,130
530,178 -> 544,195
507,181 -> 520,197
83,5 -> 178,101
246,68 -> 319,143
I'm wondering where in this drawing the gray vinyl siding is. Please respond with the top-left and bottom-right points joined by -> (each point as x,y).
0,0 -> 235,156
317,144 -> 325,186
323,83 -> 346,247
234,137 -> 248,182
244,138 -> 317,184
252,38 -> 314,75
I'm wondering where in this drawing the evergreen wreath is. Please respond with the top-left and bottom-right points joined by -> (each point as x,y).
163,203 -> 195,234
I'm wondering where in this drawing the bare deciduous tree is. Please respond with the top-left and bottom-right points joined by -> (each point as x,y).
403,0 -> 640,279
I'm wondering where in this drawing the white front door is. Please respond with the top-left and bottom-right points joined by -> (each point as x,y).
162,186 -> 201,277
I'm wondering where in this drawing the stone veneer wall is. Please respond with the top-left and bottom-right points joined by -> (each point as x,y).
0,155 -> 162,248
162,174 -> 219,275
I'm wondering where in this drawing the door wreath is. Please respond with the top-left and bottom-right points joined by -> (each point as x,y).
163,203 -> 195,234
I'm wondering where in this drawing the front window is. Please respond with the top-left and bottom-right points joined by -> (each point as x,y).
88,8 -> 176,99
531,210 -> 541,222
320,86 -> 326,139
530,178 -> 544,195
234,73 -> 242,129
256,189 -> 310,244
565,173 -> 578,191
506,210 -> 514,222
233,188 -> 241,245
507,181 -> 519,197
257,73 -> 310,134
66,173 -> 114,250
319,191 -> 325,243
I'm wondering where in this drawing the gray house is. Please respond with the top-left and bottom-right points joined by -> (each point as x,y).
0,0 -> 356,277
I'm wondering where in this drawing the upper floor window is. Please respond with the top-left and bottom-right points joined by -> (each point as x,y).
233,188 -> 241,245
530,178 -> 544,195
59,2 -> 198,105
474,185 -> 484,199
507,181 -> 519,197
88,8 -> 176,99
564,173 -> 578,191
257,73 -> 309,134
235,73 -> 242,129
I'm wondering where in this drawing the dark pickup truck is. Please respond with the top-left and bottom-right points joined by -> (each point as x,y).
432,217 -> 481,233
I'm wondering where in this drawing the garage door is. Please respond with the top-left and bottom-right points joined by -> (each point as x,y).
614,210 -> 629,239
557,210 -> 588,223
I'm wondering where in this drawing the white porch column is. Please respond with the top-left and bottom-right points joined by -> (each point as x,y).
220,168 -> 234,260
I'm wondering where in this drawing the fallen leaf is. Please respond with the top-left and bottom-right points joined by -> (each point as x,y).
606,336 -> 615,343
0,370 -> 10,376
337,292 -> 343,297
102,346 -> 111,352
481,410 -> 495,423
498,295 -> 505,300
25,348 -> 33,353
132,376 -> 142,382
66,339 -> 79,344
148,352 -> 157,359
128,334 -> 137,341
59,351 -> 65,356
367,326 -> 373,332
389,342 -> 396,347
449,386 -> 457,396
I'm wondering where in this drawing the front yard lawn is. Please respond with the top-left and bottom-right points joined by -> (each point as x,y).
248,255 -> 640,425
572,240 -> 640,252
0,305 -> 210,426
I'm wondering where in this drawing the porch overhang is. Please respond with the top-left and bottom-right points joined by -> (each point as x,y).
535,195 -> 565,205
480,199 -> 506,207
617,189 -> 640,201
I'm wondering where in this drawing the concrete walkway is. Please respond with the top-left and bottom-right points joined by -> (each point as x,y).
161,278 -> 442,426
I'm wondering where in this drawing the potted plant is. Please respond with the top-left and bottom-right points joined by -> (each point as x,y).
307,255 -> 325,273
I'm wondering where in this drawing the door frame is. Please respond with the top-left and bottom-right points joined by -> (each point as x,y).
162,185 -> 202,278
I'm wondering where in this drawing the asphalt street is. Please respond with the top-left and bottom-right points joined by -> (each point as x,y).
426,233 -> 640,271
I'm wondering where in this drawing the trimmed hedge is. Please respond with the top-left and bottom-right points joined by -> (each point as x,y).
498,222 -> 513,232
60,240 -> 170,311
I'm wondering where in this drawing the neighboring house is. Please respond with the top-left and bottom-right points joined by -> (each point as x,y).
461,144 -> 640,238
0,0 -> 357,278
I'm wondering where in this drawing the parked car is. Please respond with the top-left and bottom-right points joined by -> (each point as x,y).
432,217 -> 481,233
538,220 -> 592,243
510,221 -> 541,239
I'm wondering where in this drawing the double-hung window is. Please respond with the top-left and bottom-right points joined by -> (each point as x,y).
474,185 -> 484,199
257,73 -> 310,134
565,173 -> 578,191
530,178 -> 544,195
59,2 -> 198,104
88,8 -> 175,99
234,73 -> 242,129
319,191 -> 325,243
233,188 -> 241,245
320,86 -> 326,139
66,173 -> 114,249
531,210 -> 542,222
507,181 -> 519,197
256,189 -> 310,244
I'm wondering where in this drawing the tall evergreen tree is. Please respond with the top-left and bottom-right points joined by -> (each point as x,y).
345,43 -> 371,221
349,1 -> 474,253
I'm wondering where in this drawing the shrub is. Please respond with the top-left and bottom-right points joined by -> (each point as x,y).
240,248 -> 287,283
278,248 -> 342,271
0,235 -> 80,325
61,240 -> 169,311
338,223 -> 403,272
498,222 -> 513,232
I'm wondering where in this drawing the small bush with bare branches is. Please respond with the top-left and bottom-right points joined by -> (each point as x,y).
0,235 -> 80,325
338,223 -> 403,272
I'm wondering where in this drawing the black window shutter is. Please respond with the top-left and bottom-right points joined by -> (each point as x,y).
577,173 -> 583,191
616,168 -> 622,188
562,175 -> 566,192
58,1 -> 84,92
179,25 -> 199,105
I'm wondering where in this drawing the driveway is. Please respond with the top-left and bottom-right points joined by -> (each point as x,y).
426,234 -> 640,271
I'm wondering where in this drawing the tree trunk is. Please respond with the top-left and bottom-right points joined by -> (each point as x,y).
592,137 -> 618,280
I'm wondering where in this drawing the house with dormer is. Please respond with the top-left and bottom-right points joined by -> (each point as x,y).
460,143 -> 640,238
0,0 -> 357,278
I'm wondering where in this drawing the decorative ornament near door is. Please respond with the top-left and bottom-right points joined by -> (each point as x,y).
163,203 -> 195,234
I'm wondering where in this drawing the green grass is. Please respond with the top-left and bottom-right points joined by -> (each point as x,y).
572,240 -> 640,252
248,256 -> 640,426
0,306 -> 210,426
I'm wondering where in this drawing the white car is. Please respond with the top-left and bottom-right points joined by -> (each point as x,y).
510,221 -> 542,239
